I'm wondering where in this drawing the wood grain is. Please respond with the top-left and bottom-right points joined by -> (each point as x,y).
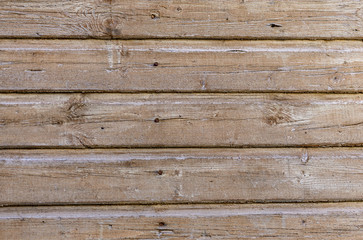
1,0 -> 363,39
1,148 -> 362,205
0,93 -> 363,148
1,203 -> 362,239
1,40 -> 363,92
2,1 -> 362,237
0,0 -> 112,39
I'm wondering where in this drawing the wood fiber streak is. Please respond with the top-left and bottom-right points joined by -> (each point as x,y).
0,94 -> 362,148
1,0 -> 363,39
1,40 -> 363,92
1,203 -> 362,239
0,148 -> 362,205
2,0 -> 362,238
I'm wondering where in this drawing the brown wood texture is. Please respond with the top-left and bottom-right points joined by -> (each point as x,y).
1,148 -> 362,205
1,203 -> 362,239
1,1 -> 363,237
1,93 -> 363,148
1,0 -> 363,39
1,40 -> 363,92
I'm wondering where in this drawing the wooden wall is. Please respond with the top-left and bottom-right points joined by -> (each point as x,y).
0,1 -> 362,239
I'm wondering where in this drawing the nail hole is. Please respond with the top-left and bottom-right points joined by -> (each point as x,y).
177,7 -> 182,12
101,127 -> 104,130
157,170 -> 163,175
269,23 -> 282,28
153,62 -> 159,66
154,118 -> 160,123
151,14 -> 156,19
159,222 -> 166,226
302,220 -> 306,224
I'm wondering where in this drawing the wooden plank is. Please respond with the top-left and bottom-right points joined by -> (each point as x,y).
0,0 -> 111,39
1,0 -> 363,39
1,40 -> 363,93
1,203 -> 362,239
1,148 -> 362,205
1,93 -> 363,148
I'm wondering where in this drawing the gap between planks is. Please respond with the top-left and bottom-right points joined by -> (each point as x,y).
7,36 -> 343,41
3,200 -> 363,208
1,145 -> 363,150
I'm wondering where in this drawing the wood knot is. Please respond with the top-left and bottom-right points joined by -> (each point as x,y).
265,116 -> 283,125
103,17 -> 120,37
264,105 -> 293,126
64,95 -> 87,122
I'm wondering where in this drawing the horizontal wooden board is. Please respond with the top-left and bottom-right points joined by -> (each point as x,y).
1,148 -> 362,205
1,93 -> 363,148
1,40 -> 363,93
1,203 -> 362,239
1,0 -> 363,39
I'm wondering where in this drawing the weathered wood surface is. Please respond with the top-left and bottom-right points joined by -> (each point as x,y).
1,40 -> 363,92
1,0 -> 363,39
1,148 -> 362,205
1,93 -> 363,148
2,1 -> 362,238
1,203 -> 362,239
